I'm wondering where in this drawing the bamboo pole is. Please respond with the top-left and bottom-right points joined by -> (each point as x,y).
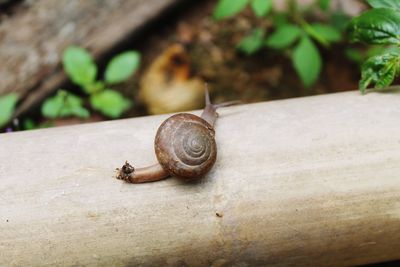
1,91 -> 400,266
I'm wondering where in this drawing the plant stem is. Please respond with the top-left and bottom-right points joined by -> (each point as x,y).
301,20 -> 329,48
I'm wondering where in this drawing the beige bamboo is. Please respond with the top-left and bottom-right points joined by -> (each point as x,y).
1,91 -> 400,266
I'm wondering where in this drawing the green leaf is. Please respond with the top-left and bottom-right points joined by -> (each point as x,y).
310,23 -> 342,43
367,0 -> 400,10
273,13 -> 289,28
376,64 -> 396,88
41,92 -> 64,118
105,51 -> 141,84
83,81 -> 105,94
250,0 -> 272,17
319,0 -> 331,10
365,45 -> 388,58
292,36 -> 322,87
0,93 -> 18,128
348,8 -> 400,45
42,90 -> 90,119
70,105 -> 90,119
330,11 -> 350,32
237,28 -> 265,55
359,52 -> 400,92
22,118 -> 37,130
213,0 -> 249,20
90,89 -> 132,118
265,24 -> 302,49
63,46 -> 97,88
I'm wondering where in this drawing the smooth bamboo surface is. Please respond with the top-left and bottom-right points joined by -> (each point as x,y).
1,91 -> 400,266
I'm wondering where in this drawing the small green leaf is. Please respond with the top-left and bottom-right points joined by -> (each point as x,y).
22,118 -> 37,130
359,52 -> 400,92
22,119 -> 36,130
348,8 -> 400,45
292,36 -> 322,87
273,13 -> 289,28
42,90 -> 90,119
105,51 -> 141,84
63,46 -> 97,87
90,89 -> 132,118
237,28 -> 265,55
367,0 -> 400,10
83,81 -> 105,94
70,105 -> 90,119
250,0 -> 272,17
310,23 -> 342,43
265,24 -> 302,49
0,93 -> 18,128
63,93 -> 90,119
213,0 -> 249,20
41,91 -> 64,118
319,0 -> 331,10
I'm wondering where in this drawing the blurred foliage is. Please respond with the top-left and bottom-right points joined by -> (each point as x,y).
0,93 -> 18,128
214,0 -> 346,88
213,0 -> 250,20
237,28 -> 265,55
40,46 -> 139,125
50,46 -> 138,119
366,0 -> 400,10
41,90 -> 90,119
105,51 -> 141,85
89,89 -> 132,118
251,0 -> 273,17
292,35 -> 322,87
63,46 -> 98,89
348,0 -> 400,92
1,47 -> 140,132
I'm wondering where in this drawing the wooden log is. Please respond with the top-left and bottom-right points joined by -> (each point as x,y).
0,0 -> 182,117
0,91 -> 400,266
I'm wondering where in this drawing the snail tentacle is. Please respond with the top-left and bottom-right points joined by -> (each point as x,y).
200,87 -> 240,126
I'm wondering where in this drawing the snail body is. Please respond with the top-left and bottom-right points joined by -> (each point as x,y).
116,89 -> 237,183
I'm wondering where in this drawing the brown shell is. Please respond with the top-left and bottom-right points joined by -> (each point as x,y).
154,113 -> 217,180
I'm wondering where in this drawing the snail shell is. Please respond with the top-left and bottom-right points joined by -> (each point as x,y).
155,113 -> 217,180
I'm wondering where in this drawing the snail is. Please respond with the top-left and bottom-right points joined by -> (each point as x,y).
116,88 -> 238,183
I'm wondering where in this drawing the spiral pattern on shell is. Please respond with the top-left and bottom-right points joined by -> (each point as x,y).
155,113 -> 217,180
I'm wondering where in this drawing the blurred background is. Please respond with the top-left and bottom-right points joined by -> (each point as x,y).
0,0 -> 380,132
